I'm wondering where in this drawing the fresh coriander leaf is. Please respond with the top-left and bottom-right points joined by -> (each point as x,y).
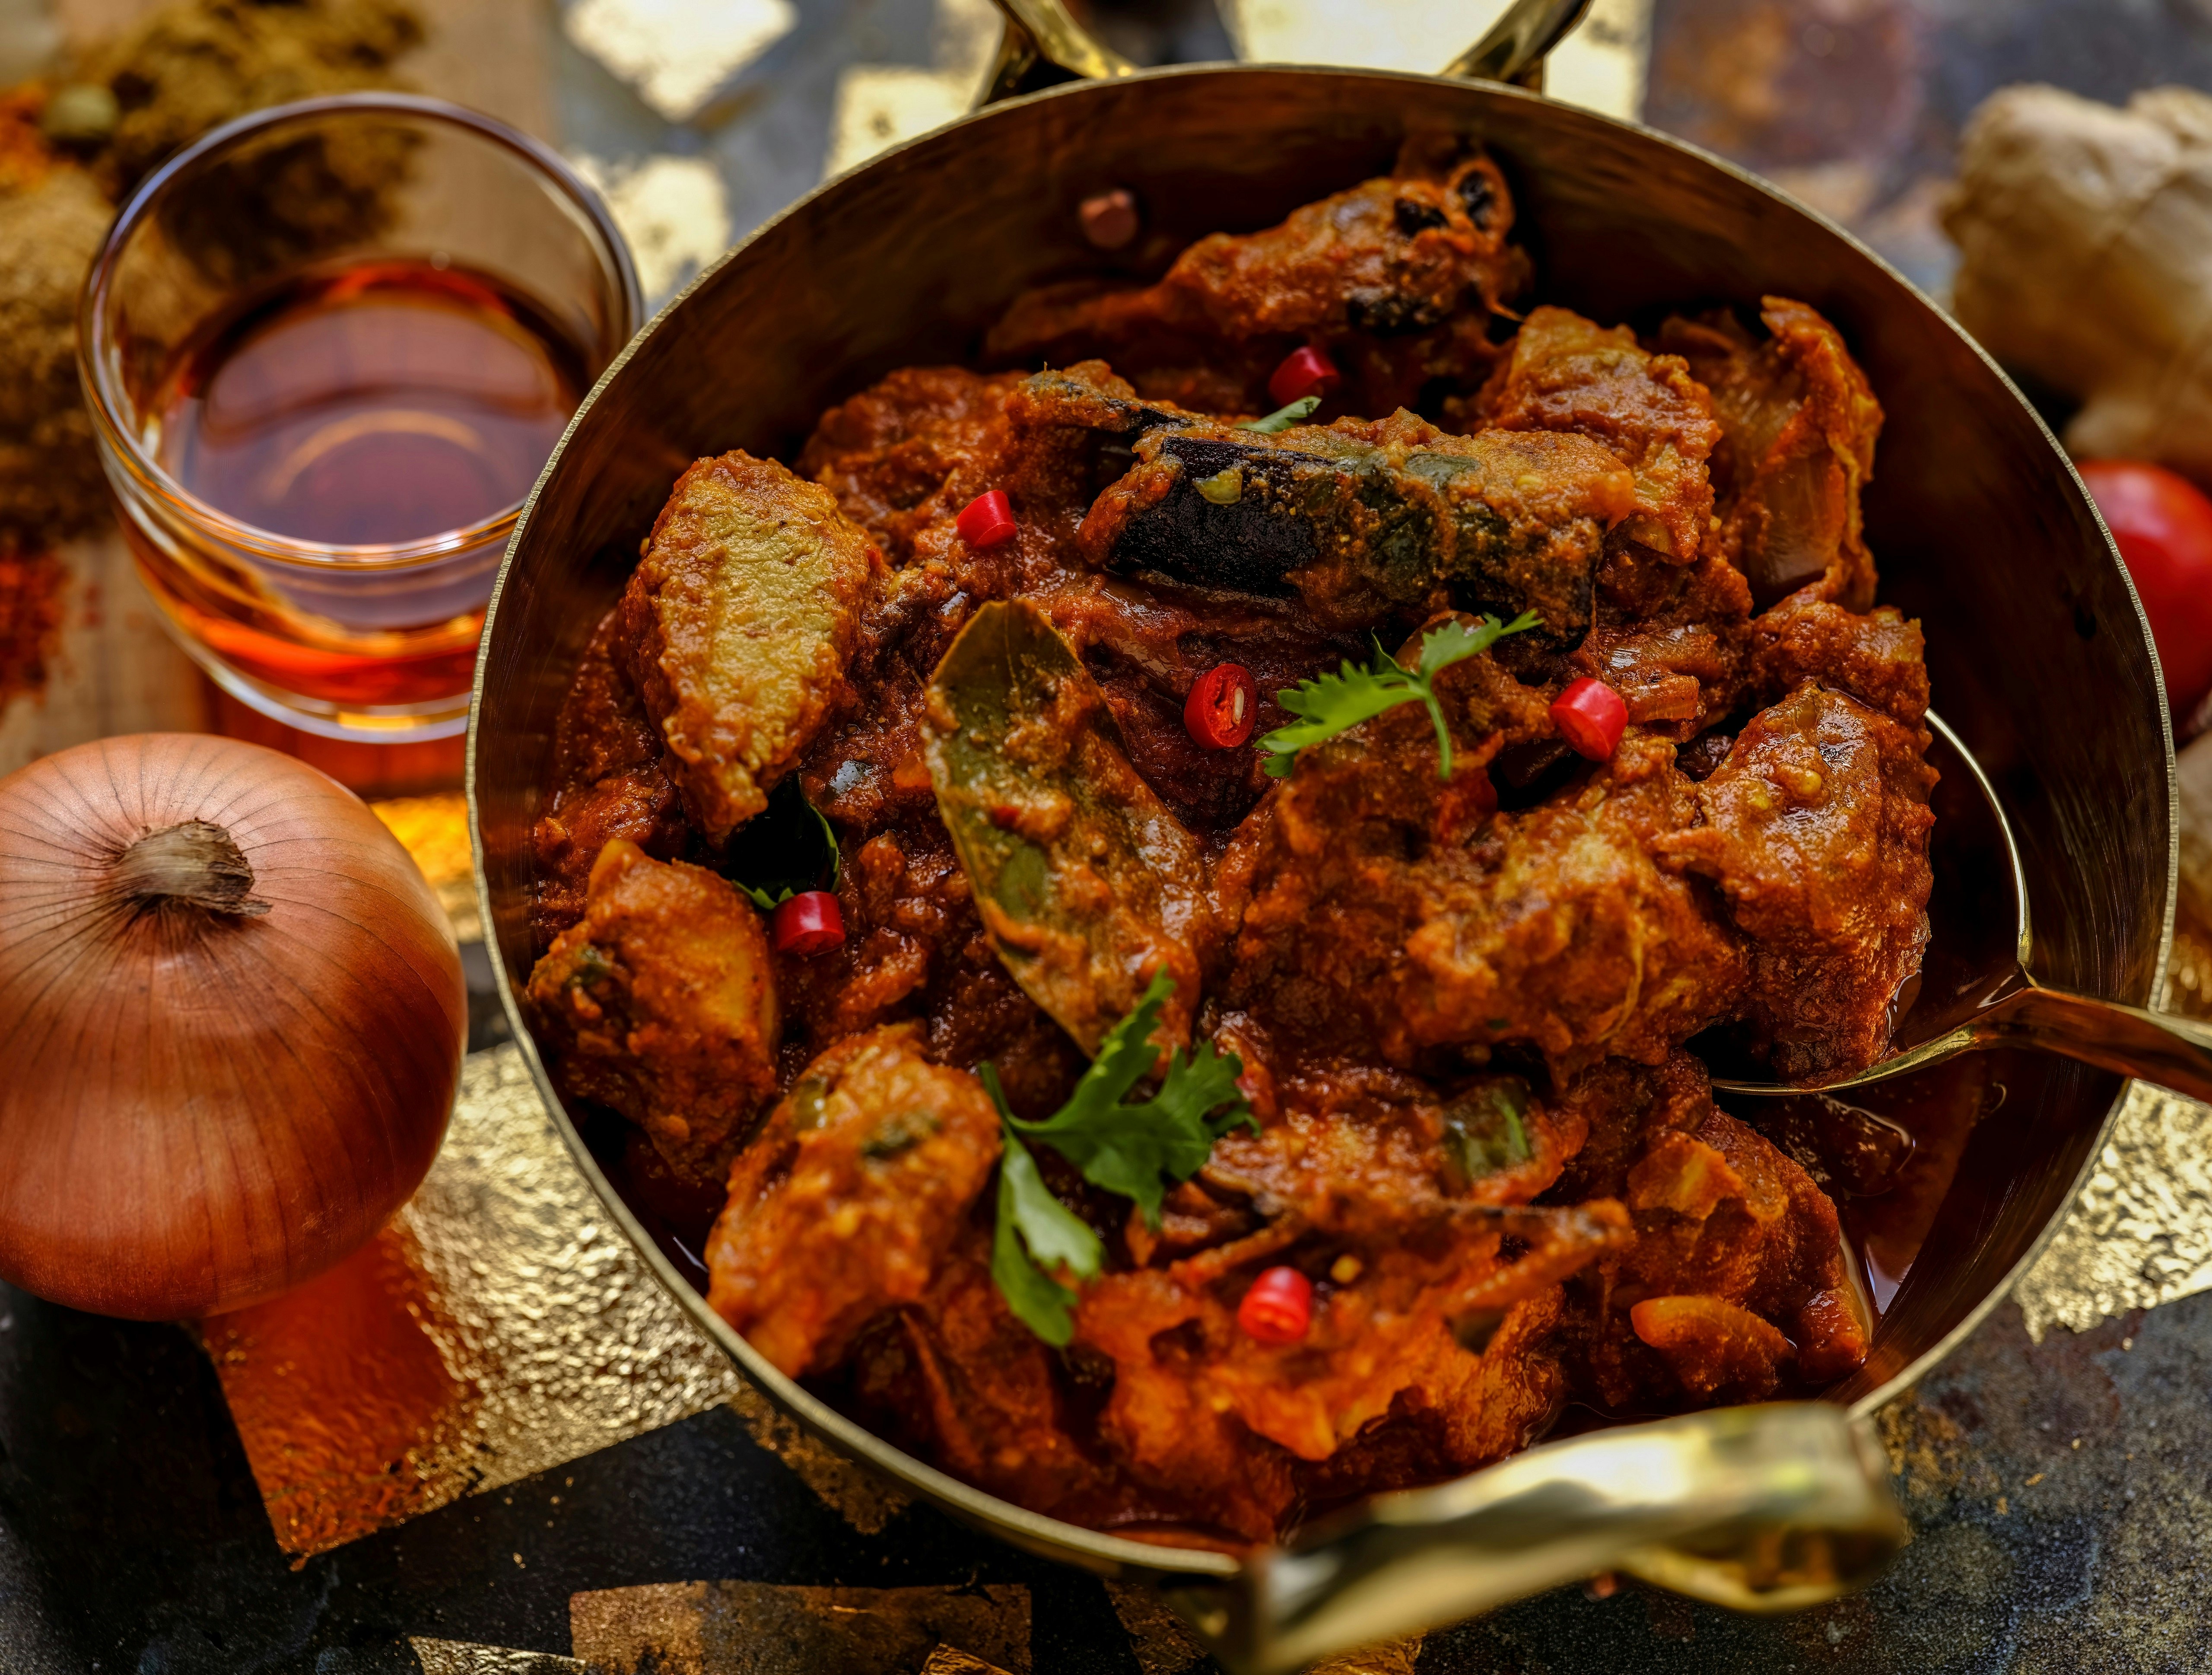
985,1064 -> 1104,1346
1239,394 -> 1321,434
1256,610 -> 1541,780
726,778 -> 842,911
1002,973 -> 1256,1229
991,1141 -> 1084,1346
982,978 -> 1253,1337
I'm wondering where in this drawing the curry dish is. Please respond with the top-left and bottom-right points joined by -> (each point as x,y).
524,135 -> 1936,1551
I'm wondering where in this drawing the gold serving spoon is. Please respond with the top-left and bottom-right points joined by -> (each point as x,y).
1713,710 -> 2212,1101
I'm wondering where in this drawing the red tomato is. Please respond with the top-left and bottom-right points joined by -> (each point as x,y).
1550,677 -> 1627,761
1237,1265 -> 1313,1345
2079,460 -> 2212,716
955,489 -> 1018,549
772,891 -> 845,956
1184,662 -> 1258,749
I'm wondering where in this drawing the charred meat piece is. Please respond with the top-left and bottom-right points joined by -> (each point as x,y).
530,605 -> 690,950
1656,684 -> 1936,1080
1228,719 -> 1747,1076
1749,591 -> 1929,728
985,137 -> 1529,415
1079,410 -> 1637,643
706,1024 -> 1001,1377
623,451 -> 880,843
799,366 -> 1026,561
1466,305 -> 1723,562
1573,548 -> 1755,739
1653,297 -> 1883,610
1030,570 -> 1366,832
524,839 -> 779,1186
1551,1060 -> 1868,1407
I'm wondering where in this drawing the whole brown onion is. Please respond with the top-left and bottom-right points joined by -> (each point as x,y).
0,734 -> 465,1318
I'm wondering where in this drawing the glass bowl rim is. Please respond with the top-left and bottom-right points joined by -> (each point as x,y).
76,90 -> 645,573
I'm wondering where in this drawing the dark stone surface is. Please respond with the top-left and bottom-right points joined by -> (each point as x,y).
0,1273 -> 2206,1672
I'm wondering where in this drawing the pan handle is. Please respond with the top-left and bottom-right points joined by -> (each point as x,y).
976,0 -> 1597,105
1150,1403 -> 1908,1675
1442,0 -> 1600,88
976,1 -> 1137,106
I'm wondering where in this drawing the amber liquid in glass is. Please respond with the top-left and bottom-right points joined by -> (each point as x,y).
138,260 -> 587,707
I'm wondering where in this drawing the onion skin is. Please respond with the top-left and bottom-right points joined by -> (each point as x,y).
0,734 -> 466,1319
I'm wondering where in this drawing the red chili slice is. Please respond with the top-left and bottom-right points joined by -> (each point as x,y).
955,489 -> 1018,549
1551,677 -> 1628,761
772,890 -> 845,957
1184,662 -> 1258,749
1238,1266 -> 1313,1345
1267,346 -> 1341,408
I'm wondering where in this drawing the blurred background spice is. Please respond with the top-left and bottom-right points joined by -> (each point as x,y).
0,0 -> 424,715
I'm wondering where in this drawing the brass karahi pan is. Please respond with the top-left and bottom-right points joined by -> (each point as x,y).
469,2 -> 2174,1665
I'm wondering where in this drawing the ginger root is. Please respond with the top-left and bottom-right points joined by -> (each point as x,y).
1946,83 -> 2212,476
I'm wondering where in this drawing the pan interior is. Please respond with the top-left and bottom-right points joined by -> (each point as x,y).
471,65 -> 2171,1556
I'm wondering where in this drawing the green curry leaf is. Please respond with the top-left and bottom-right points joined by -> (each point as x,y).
1256,610 -> 1541,781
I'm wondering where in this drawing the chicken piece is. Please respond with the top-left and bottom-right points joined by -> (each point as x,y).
529,605 -> 690,949
525,839 -> 779,1185
1653,297 -> 1883,609
1655,684 -> 1936,1079
1615,1107 -> 1867,1401
706,1024 -> 1001,1378
1230,723 -> 1748,1076
799,366 -> 1026,562
1074,1200 -> 1628,1538
1193,1064 -> 1588,1233
1027,571 -> 1360,831
1551,1060 -> 1867,1408
985,137 -> 1527,415
1466,306 -> 1723,562
622,451 -> 881,843
1078,407 -> 1637,642
1749,590 -> 1929,728
835,1239 -> 1172,1533
1545,1050 -> 1715,1203
1287,1286 -> 1571,1522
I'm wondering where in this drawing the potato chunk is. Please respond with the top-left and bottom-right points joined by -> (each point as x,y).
622,451 -> 880,843
524,838 -> 778,1183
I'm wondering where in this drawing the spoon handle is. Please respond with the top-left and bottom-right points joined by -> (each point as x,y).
1996,983 -> 2212,1103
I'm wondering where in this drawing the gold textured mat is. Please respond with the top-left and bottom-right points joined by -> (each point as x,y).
205,1046 -> 741,1554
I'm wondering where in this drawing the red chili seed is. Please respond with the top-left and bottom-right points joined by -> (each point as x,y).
772,890 -> 845,957
1079,187 -> 1140,250
1184,662 -> 1258,749
1238,1266 -> 1313,1346
1551,677 -> 1628,761
1267,345 -> 1341,408
956,489 -> 1018,549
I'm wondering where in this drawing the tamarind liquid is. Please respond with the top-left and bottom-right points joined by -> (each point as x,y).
134,259 -> 587,709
